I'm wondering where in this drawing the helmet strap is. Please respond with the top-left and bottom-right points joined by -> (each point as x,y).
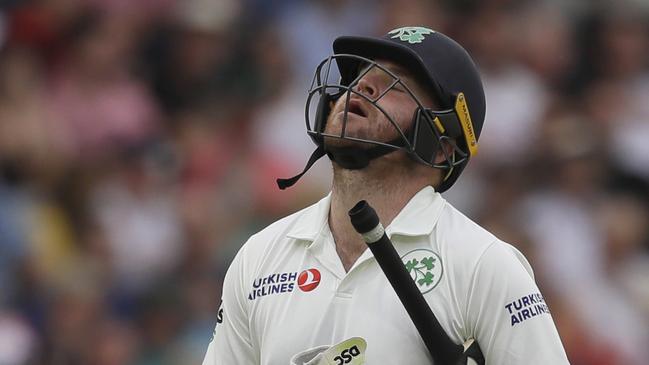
324,136 -> 403,169
276,137 -> 405,190
276,145 -> 327,190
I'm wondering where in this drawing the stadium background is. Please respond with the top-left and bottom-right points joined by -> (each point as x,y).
0,0 -> 648,363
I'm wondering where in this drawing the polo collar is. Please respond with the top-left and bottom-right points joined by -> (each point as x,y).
286,186 -> 445,243
285,193 -> 332,242
385,186 -> 445,237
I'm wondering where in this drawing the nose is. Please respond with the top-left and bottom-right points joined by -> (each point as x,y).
353,75 -> 379,100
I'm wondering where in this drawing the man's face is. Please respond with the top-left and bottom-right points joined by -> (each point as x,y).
323,59 -> 435,149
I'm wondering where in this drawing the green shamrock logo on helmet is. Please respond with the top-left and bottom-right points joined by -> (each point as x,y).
389,26 -> 435,44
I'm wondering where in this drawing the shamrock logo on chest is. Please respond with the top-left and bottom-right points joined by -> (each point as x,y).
401,248 -> 444,293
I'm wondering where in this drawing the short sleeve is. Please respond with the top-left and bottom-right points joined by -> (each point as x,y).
465,241 -> 570,364
202,246 -> 258,365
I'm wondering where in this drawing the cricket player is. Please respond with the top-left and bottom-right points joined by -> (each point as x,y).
202,26 -> 570,364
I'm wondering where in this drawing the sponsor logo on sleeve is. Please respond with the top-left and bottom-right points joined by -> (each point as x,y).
209,304 -> 224,343
504,293 -> 551,326
216,306 -> 223,324
248,268 -> 321,300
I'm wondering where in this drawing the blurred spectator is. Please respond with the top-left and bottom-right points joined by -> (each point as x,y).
90,145 -> 183,293
275,0 -> 381,87
516,108 -> 649,363
597,194 -> 649,319
518,111 -> 607,295
249,26 -> 332,192
144,0 -> 246,114
595,12 -> 649,180
465,7 -> 550,167
48,11 -> 160,161
516,3 -> 576,90
0,43 -> 80,309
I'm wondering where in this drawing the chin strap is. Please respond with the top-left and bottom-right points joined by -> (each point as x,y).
324,143 -> 397,169
276,137 -> 404,190
277,145 -> 327,190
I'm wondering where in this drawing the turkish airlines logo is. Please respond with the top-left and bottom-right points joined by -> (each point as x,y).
248,268 -> 322,300
297,269 -> 321,292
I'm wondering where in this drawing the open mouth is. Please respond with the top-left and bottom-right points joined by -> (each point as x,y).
346,100 -> 368,117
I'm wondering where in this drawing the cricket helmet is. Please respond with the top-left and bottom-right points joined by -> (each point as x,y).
278,26 -> 486,192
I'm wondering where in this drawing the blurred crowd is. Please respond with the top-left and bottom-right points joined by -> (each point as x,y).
0,0 -> 648,364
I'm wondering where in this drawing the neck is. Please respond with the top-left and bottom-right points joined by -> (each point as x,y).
328,156 -> 432,271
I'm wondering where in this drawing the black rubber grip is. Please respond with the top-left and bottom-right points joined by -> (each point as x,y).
348,200 -> 380,234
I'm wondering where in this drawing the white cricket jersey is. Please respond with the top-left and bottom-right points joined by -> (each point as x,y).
202,187 -> 570,364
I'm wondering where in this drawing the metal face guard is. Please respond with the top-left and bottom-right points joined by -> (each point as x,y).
305,54 -> 469,171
